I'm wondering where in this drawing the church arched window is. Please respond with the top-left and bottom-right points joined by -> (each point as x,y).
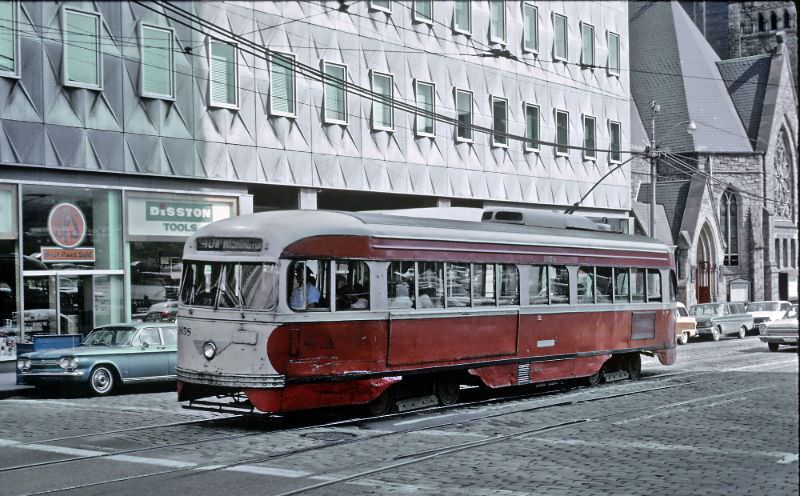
758,12 -> 766,31
771,11 -> 778,30
774,129 -> 793,219
721,190 -> 739,266
784,9 -> 792,29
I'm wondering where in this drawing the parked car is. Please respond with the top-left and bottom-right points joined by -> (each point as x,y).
675,302 -> 697,345
747,301 -> 793,331
17,322 -> 177,395
689,302 -> 754,341
143,300 -> 178,323
759,305 -> 798,352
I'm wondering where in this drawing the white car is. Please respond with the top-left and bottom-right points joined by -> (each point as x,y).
747,301 -> 793,331
759,305 -> 798,352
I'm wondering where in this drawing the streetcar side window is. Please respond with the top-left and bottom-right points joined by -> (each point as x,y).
335,260 -> 370,311
596,267 -> 613,303
498,264 -> 520,305
288,260 -> 331,311
529,265 -> 548,304
577,266 -> 594,304
647,269 -> 662,302
631,268 -> 646,303
614,268 -> 630,302
472,263 -> 496,306
241,264 -> 279,311
446,262 -> 471,307
549,265 -> 570,304
388,261 -> 415,309
418,261 -> 444,308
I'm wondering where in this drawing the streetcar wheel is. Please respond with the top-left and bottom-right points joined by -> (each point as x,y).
768,343 -> 780,352
366,388 -> 395,416
584,372 -> 601,387
711,327 -> 721,341
88,366 -> 115,396
737,326 -> 747,339
677,332 -> 689,345
435,376 -> 460,406
626,354 -> 642,381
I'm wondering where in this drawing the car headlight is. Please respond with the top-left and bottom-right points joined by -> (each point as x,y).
17,358 -> 30,371
59,357 -> 78,370
202,341 -> 217,360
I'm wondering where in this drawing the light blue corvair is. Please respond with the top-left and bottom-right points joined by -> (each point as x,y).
17,323 -> 177,395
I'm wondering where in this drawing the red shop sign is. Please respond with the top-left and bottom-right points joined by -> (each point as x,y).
48,203 -> 87,248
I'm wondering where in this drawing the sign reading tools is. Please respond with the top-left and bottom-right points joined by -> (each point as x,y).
42,203 -> 96,263
127,197 -> 234,237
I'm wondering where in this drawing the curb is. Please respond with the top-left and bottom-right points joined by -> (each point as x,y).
0,386 -> 35,399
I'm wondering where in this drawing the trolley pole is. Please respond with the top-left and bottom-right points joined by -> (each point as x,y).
648,101 -> 660,239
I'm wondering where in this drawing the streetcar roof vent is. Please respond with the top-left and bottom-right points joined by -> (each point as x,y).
481,208 -> 610,232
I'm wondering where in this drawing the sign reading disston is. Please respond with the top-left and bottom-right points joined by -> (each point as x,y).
145,202 -> 214,222
127,197 -> 234,238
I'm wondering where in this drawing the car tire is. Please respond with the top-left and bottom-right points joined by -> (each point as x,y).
711,327 -> 721,341
768,343 -> 780,352
88,366 -> 116,396
677,332 -> 689,345
737,326 -> 746,339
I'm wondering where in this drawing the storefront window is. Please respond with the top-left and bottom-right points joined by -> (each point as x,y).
130,241 -> 183,319
22,186 -> 122,270
0,240 -> 18,359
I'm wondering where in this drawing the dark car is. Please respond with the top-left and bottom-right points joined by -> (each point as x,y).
17,322 -> 177,395
690,302 -> 754,341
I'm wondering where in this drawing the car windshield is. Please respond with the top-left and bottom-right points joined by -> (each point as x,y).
691,304 -> 724,316
83,328 -> 138,346
677,306 -> 688,317
747,302 -> 780,312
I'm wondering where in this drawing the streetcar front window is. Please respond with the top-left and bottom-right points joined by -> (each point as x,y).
180,262 -> 278,311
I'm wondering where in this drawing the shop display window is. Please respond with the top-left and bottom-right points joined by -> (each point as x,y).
130,241 -> 184,320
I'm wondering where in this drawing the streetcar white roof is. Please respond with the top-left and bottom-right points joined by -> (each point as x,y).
183,210 -> 669,262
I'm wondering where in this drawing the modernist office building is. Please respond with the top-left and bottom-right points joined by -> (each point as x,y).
0,1 -> 632,354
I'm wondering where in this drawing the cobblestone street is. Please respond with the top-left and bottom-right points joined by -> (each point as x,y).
0,336 -> 796,496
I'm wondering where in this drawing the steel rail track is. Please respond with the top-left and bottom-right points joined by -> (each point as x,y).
11,372 -> 703,496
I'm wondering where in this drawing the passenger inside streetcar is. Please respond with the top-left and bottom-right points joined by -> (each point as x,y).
290,269 -> 320,309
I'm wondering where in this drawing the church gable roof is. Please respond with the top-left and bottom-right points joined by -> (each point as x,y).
717,54 -> 772,149
630,1 -> 753,154
636,180 -> 691,242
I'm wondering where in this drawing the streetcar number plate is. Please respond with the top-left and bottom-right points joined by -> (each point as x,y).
232,331 -> 257,345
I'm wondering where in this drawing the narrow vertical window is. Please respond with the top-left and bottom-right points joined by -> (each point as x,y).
415,81 -> 435,137
583,115 -> 596,159
323,62 -> 347,124
523,3 -> 538,53
608,31 -> 620,75
553,13 -> 568,61
721,190 -> 739,265
454,0 -> 471,34
555,110 -> 569,156
270,52 -> 296,116
413,0 -> 433,23
370,0 -> 391,13
490,0 -> 506,44
492,97 -> 508,147
455,89 -> 473,141
581,22 -> 594,66
782,239 -> 788,268
524,104 -> 540,151
64,9 -> 101,88
0,0 -> 18,76
371,72 -> 393,131
209,39 -> 238,107
609,120 -> 621,162
140,25 -> 173,99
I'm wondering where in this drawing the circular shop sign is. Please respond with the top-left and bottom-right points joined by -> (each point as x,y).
48,203 -> 87,248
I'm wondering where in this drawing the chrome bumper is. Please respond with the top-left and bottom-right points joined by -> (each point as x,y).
759,336 -> 798,344
177,367 -> 285,388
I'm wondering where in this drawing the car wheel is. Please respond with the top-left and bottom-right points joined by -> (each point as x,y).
768,343 -> 780,352
88,366 -> 115,396
737,326 -> 746,339
711,327 -> 721,341
677,332 -> 689,345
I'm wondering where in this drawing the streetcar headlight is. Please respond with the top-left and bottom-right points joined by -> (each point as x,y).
59,357 -> 78,370
202,341 -> 217,360
17,358 -> 30,371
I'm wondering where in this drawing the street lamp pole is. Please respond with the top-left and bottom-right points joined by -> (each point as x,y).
649,101 -> 660,239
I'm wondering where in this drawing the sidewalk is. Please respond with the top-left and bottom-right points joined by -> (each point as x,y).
0,361 -> 34,398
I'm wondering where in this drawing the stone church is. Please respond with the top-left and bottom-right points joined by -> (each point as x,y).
628,1 -> 797,306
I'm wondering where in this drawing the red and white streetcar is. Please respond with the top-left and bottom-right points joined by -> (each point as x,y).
176,208 -> 676,414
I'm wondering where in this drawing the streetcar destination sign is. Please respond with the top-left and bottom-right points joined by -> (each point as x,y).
196,237 -> 263,252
